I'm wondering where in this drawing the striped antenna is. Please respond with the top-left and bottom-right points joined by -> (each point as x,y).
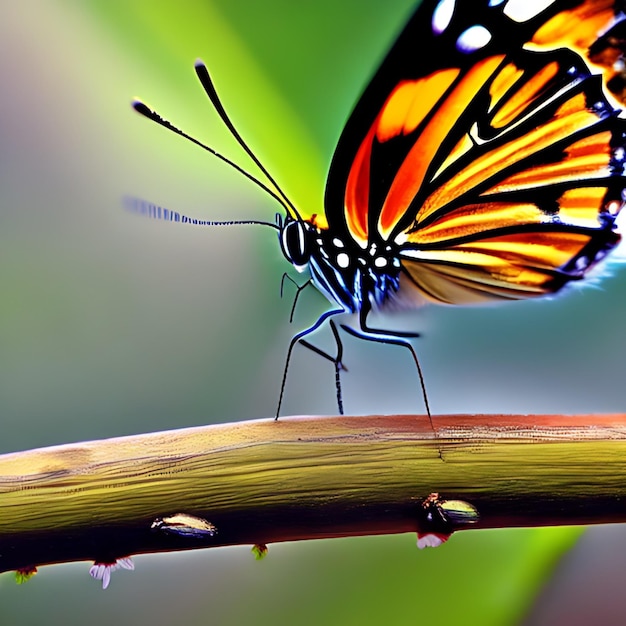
124,197 -> 279,230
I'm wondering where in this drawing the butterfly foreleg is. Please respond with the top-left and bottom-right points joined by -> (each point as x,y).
279,274 -> 313,323
279,272 -> 345,369
276,308 -> 345,419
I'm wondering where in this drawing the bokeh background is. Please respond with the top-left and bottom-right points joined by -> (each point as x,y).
2,1 -> 626,624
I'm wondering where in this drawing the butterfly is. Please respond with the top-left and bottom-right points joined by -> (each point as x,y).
132,0 -> 626,417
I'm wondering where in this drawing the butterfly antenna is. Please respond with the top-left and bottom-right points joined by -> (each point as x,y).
124,196 -> 279,230
132,99 -> 290,214
194,60 -> 301,220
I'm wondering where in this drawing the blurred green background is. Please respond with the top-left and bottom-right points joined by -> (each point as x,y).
2,1 -> 626,624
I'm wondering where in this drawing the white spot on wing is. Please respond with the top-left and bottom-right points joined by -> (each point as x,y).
336,252 -> 350,269
607,200 -> 622,216
432,0 -> 455,34
575,256 -> 588,271
456,25 -> 492,53
503,0 -> 556,22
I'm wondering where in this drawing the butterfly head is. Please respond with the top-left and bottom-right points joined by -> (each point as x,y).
279,216 -> 312,272
279,214 -> 403,314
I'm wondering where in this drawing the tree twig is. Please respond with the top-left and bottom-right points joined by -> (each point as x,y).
1,413 -> 626,575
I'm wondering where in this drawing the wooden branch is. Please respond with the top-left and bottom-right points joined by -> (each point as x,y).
2,413 -> 626,575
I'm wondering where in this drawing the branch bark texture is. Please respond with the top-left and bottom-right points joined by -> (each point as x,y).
1,413 -> 625,574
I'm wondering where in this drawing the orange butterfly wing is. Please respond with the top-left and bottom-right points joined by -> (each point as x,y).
324,0 -> 626,306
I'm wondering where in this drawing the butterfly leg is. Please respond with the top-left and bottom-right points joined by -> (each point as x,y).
297,321 -> 347,414
276,308 -> 345,419
341,319 -> 442,460
340,316 -> 430,418
279,274 -> 313,323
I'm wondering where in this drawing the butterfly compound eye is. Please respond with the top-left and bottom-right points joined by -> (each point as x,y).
280,220 -> 311,270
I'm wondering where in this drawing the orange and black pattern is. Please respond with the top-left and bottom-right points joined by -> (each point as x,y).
320,0 -> 626,306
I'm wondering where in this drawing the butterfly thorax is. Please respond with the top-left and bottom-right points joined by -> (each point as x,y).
279,216 -> 402,314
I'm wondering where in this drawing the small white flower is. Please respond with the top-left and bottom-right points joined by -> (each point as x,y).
416,533 -> 447,549
89,563 -> 112,590
116,557 -> 135,571
89,557 -> 135,589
